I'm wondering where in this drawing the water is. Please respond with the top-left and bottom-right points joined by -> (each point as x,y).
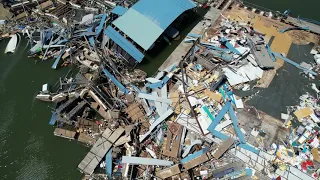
246,0 -> 320,21
0,38 -> 87,180
0,1 -> 318,179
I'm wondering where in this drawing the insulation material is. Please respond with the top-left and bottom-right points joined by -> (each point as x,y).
294,107 -> 313,120
204,89 -> 222,102
223,63 -> 263,86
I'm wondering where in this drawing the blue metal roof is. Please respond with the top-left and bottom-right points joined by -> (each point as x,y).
112,0 -> 196,50
49,112 -> 57,125
112,6 -> 128,16
52,46 -> 66,69
104,26 -> 145,62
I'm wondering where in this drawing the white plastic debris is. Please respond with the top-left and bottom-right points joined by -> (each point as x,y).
233,95 -> 244,109
310,114 -> 320,123
311,83 -> 320,94
146,147 -> 157,158
242,84 -> 250,91
300,62 -> 313,71
281,113 -> 290,120
310,137 -> 319,148
80,14 -> 94,25
310,49 -> 318,55
251,129 -> 259,137
314,54 -> 320,64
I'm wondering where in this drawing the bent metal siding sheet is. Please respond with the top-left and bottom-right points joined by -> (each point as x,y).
104,26 -> 145,62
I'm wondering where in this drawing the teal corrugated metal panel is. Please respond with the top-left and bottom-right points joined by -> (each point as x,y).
104,26 -> 144,62
111,6 -> 128,16
103,68 -> 129,94
113,8 -> 163,50
132,0 -> 196,30
106,149 -> 112,178
112,0 -> 196,50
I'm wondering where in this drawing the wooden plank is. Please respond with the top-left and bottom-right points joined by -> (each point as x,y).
204,89 -> 222,102
84,156 -> 99,175
78,133 -> 96,145
138,93 -> 173,104
121,156 -> 173,166
78,127 -> 125,175
54,128 -> 76,139
162,122 -> 183,158
213,137 -> 234,159
108,127 -> 125,143
182,153 -> 209,170
312,148 -> 320,162
156,164 -> 181,179
102,128 -> 113,139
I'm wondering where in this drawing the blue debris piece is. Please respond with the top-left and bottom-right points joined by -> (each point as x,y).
207,101 -> 260,154
187,33 -> 202,38
87,27 -> 95,46
213,168 -> 235,178
162,75 -> 171,85
201,42 -> 231,52
207,101 -> 231,130
112,6 -> 128,16
104,26 -> 145,63
51,47 -> 67,69
238,143 -> 260,155
272,52 -> 317,76
266,44 -> 276,62
55,39 -> 69,45
229,107 -> 245,144
279,26 -> 309,33
201,43 -> 233,61
49,112 -> 57,125
297,16 -> 320,25
106,149 -> 112,178
283,10 -> 291,15
184,38 -> 197,43
211,129 -> 229,140
180,147 -> 209,164
102,68 -> 129,94
245,168 -> 253,176
131,84 -> 141,93
202,106 -> 215,122
44,30 -> 53,44
146,81 -> 163,89
95,14 -> 108,36
223,84 -> 235,104
221,37 -> 241,55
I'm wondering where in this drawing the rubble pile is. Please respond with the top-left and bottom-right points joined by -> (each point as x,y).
2,0 -> 320,180
277,91 -> 320,179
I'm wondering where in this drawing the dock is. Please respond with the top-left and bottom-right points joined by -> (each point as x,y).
285,16 -> 320,34
78,127 -> 125,175
54,128 -> 76,139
